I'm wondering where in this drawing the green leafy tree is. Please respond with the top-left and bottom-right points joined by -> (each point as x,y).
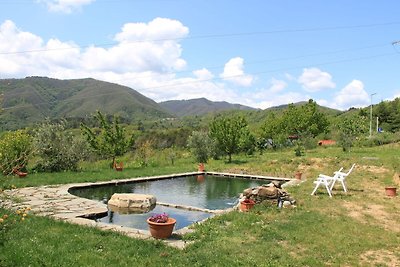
0,130 -> 32,175
34,120 -> 88,172
81,111 -> 134,167
337,115 -> 368,151
261,100 -> 329,148
209,115 -> 250,162
187,131 -> 212,163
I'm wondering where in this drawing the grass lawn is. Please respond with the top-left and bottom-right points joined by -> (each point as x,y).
1,145 -> 400,266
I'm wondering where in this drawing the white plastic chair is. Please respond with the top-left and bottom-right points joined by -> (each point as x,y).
327,164 -> 355,193
311,164 -> 355,197
311,167 -> 343,197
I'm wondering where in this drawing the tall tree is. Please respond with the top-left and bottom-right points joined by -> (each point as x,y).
81,111 -> 134,167
209,115 -> 250,162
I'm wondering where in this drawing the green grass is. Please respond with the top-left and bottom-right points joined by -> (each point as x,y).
1,145 -> 400,266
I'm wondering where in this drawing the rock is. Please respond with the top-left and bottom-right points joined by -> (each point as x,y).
243,188 -> 253,198
257,186 -> 279,199
108,193 -> 156,214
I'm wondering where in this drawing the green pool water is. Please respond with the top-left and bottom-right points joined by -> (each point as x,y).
69,175 -> 268,230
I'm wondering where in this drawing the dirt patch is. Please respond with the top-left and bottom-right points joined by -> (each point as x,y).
342,201 -> 400,233
360,249 -> 400,267
357,165 -> 390,175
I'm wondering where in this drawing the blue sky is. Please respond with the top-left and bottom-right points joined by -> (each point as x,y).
1,0 -> 400,110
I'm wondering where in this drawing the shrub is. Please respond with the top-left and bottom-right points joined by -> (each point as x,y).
0,130 -> 32,175
33,120 -> 88,172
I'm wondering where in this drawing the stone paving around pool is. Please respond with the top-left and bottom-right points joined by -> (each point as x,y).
0,172 -> 296,249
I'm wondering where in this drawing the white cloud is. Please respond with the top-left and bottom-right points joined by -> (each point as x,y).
268,78 -> 287,93
193,68 -> 214,80
332,80 -> 369,110
298,67 -> 336,92
38,0 -> 95,13
220,57 -> 254,87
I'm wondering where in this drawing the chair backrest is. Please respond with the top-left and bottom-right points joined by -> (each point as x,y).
345,164 -> 356,176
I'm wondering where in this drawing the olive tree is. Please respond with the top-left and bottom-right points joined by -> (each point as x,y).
34,120 -> 87,172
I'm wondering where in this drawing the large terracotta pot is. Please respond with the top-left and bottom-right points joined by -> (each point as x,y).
385,187 -> 397,197
147,217 -> 176,239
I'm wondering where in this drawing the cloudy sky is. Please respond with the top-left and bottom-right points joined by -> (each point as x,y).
1,0 -> 400,110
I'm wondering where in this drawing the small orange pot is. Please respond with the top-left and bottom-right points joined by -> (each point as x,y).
240,199 -> 256,212
17,172 -> 28,178
295,172 -> 302,180
385,187 -> 397,197
198,163 -> 205,172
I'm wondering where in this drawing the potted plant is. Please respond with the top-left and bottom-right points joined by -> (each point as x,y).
113,162 -> 123,171
198,163 -> 205,172
295,171 -> 302,180
385,186 -> 397,197
240,198 -> 256,212
146,213 -> 176,239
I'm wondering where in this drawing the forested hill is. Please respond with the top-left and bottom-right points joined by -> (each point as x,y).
159,98 -> 257,117
0,77 -> 172,130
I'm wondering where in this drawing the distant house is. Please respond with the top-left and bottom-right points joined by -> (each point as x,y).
318,140 -> 336,146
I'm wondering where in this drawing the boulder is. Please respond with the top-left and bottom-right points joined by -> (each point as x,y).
257,186 -> 279,199
108,193 -> 156,214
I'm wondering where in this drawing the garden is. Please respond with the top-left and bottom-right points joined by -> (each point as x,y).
1,101 -> 400,266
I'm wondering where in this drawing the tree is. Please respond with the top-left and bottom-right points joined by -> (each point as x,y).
187,131 -> 212,163
261,100 -> 330,148
0,130 -> 32,175
337,115 -> 368,151
209,115 -> 250,162
34,120 -> 88,172
81,111 -> 134,167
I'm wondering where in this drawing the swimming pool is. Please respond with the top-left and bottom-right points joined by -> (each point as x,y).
69,174 -> 269,230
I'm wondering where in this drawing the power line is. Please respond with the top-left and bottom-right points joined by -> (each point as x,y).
0,21 -> 399,55
0,41 -> 391,90
1,51 -> 394,112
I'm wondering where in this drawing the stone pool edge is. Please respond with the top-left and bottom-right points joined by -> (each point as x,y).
1,171 -> 294,249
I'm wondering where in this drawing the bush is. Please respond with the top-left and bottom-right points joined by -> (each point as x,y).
33,120 -> 88,172
0,130 -> 32,175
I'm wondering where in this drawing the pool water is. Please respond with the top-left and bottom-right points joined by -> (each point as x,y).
70,175 -> 268,230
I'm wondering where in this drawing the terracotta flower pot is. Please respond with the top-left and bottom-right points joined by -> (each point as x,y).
295,172 -> 302,180
385,187 -> 397,197
240,199 -> 256,212
17,172 -> 28,178
147,217 -> 176,239
198,163 -> 205,172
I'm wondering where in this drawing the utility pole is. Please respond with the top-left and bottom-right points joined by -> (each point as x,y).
369,93 -> 376,138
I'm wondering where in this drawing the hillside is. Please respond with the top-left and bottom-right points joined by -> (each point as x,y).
159,98 -> 257,117
0,77 -> 172,130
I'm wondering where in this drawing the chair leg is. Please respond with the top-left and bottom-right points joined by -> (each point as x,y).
325,183 -> 333,197
311,182 -> 320,195
329,180 -> 336,191
341,180 -> 347,192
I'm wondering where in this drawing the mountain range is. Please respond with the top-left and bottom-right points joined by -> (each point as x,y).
159,98 -> 256,117
0,77 -> 340,130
